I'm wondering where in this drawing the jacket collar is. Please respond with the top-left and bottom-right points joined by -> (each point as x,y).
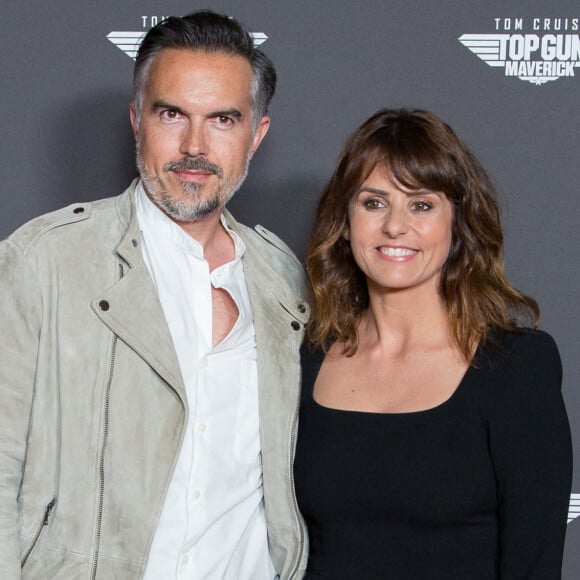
98,180 -> 307,408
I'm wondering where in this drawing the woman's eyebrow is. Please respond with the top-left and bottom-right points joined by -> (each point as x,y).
355,186 -> 443,198
355,187 -> 389,197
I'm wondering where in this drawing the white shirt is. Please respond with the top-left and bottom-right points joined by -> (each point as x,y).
135,183 -> 276,580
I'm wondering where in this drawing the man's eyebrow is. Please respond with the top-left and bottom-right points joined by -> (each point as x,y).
208,108 -> 243,120
151,100 -> 186,115
150,102 -> 244,121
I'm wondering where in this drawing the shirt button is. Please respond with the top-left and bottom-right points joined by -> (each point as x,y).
181,554 -> 189,567
193,490 -> 201,500
199,423 -> 207,432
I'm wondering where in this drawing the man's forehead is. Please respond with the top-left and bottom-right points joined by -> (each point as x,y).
150,47 -> 252,75
142,48 -> 255,112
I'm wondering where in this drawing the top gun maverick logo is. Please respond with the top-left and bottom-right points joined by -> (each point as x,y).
459,17 -> 580,85
107,15 -> 267,60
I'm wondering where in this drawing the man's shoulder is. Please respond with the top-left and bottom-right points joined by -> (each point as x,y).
3,187 -> 134,254
226,213 -> 307,298
239,221 -> 298,262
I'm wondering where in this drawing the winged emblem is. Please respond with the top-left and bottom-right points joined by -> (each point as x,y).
569,493 -> 580,524
107,31 -> 267,61
106,31 -> 147,60
458,34 -> 510,67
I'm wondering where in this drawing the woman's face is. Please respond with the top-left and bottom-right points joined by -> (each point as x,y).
346,165 -> 453,296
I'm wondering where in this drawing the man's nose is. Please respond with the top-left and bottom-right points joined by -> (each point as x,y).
180,120 -> 209,158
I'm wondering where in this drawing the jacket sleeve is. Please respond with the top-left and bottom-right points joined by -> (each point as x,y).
0,240 -> 42,578
484,331 -> 572,579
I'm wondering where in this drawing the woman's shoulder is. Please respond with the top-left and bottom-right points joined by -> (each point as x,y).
470,327 -> 563,411
476,327 -> 560,369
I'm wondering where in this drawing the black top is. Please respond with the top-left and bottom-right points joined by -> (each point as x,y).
293,329 -> 572,579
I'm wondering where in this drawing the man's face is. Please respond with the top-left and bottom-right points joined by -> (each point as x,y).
130,48 -> 270,223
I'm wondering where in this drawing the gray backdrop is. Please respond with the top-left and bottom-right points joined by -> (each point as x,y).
1,0 -> 578,575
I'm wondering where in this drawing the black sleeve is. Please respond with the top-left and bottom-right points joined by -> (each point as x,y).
482,330 -> 572,579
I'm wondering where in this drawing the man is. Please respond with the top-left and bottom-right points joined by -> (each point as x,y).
0,11 -> 309,579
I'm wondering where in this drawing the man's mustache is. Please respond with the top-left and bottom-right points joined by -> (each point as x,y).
164,157 -> 224,177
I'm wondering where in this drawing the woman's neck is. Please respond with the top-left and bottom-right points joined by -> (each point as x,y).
360,282 -> 454,355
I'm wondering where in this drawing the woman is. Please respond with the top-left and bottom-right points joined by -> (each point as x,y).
293,108 -> 572,579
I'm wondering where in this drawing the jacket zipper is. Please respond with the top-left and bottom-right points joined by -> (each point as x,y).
21,499 -> 56,567
91,263 -> 123,580
90,333 -> 117,580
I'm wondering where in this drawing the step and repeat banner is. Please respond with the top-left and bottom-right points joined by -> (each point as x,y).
1,0 -> 578,575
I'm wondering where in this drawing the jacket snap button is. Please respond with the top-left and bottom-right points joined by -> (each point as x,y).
297,303 -> 306,313
132,239 -> 138,247
73,207 -> 84,214
99,300 -> 110,311
291,320 -> 300,331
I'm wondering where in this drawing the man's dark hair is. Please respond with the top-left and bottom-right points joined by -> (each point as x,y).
133,10 -> 276,126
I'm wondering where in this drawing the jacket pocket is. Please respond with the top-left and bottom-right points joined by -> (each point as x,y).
21,498 -> 56,567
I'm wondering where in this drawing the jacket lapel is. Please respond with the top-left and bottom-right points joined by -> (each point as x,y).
91,187 -> 187,404
91,263 -> 186,403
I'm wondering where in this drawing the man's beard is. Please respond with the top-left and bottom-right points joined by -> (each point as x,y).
136,143 -> 250,223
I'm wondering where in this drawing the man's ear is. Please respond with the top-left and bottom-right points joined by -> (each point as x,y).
248,116 -> 271,159
129,101 -> 139,140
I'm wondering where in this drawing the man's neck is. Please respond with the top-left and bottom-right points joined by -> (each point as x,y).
175,213 -> 234,271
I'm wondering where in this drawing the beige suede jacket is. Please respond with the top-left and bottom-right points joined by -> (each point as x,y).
0,181 -> 310,579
